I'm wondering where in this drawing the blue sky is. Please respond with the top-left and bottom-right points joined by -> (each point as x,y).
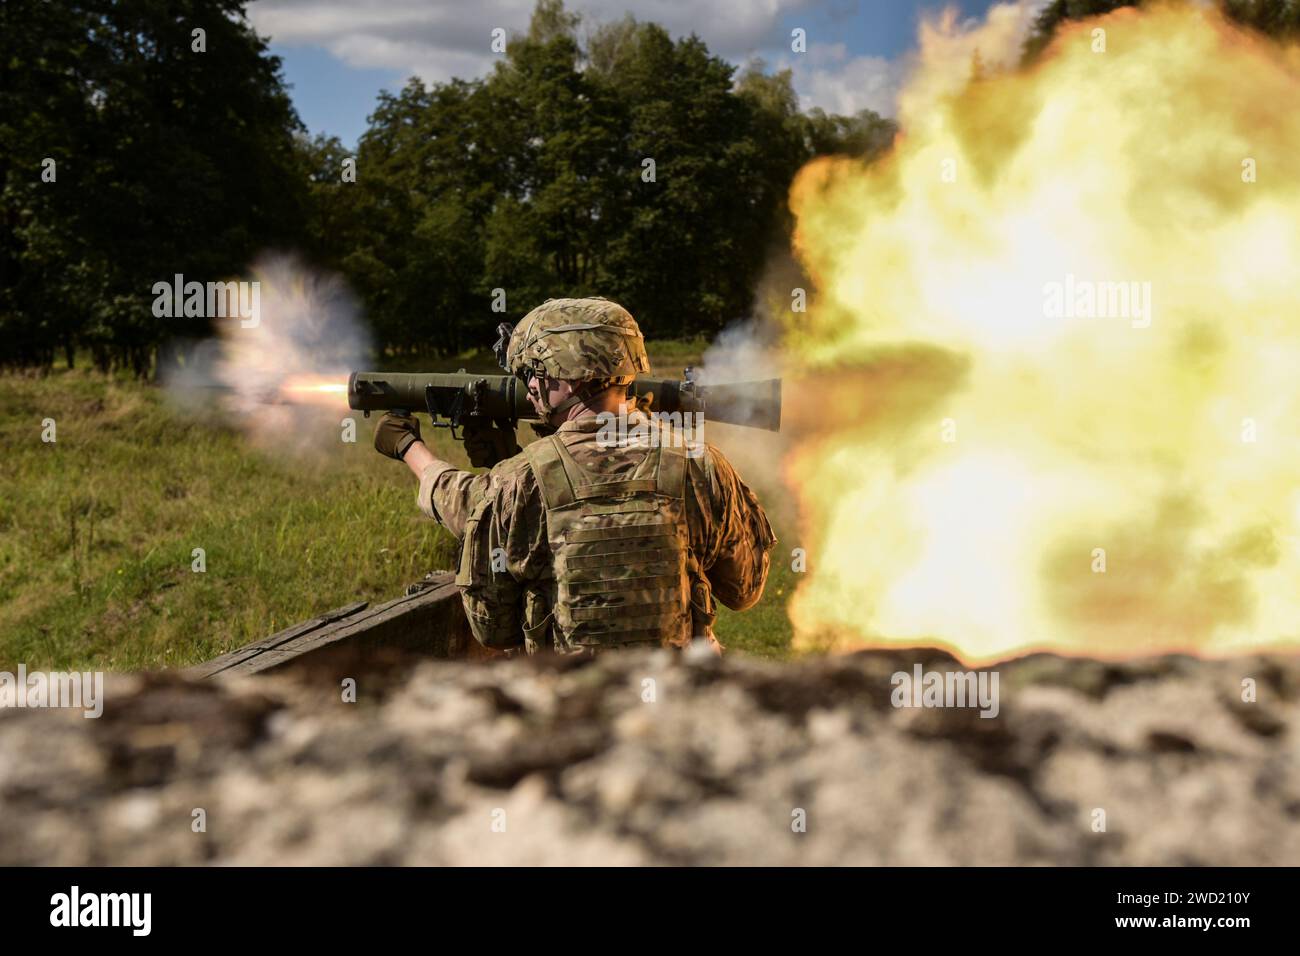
250,0 -> 1036,148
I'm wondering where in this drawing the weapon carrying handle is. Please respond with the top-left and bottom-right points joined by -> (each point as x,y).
423,384 -> 464,438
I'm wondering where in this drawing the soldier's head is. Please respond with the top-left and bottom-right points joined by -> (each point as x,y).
502,297 -> 651,425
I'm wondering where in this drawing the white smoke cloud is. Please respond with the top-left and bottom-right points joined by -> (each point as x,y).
161,254 -> 371,456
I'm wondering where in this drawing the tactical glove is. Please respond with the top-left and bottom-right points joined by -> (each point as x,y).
462,416 -> 521,468
373,411 -> 422,460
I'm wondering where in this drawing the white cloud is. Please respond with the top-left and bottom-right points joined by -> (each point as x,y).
249,0 -> 1049,122
784,0 -> 1049,119
250,0 -> 508,80
780,42 -> 903,117
250,0 -> 817,85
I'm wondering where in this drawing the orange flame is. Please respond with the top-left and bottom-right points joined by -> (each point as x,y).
279,376 -> 348,406
783,4 -> 1300,664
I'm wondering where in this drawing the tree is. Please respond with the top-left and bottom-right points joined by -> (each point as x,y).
1223,0 -> 1300,35
0,0 -> 308,374
2,0 -> 900,367
1022,0 -> 1300,63
1021,0 -> 1140,62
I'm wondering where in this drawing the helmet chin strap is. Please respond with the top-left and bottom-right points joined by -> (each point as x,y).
538,379 -> 620,421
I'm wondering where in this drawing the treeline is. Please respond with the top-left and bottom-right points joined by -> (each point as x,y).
306,4 -> 900,354
0,0 -> 893,373
1,0 -> 308,374
7,0 -> 1294,374
1021,0 -> 1300,60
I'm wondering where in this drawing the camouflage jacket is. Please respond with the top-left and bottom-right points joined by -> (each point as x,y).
417,414 -> 776,651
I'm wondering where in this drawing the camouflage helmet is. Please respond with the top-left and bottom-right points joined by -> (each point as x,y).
505,297 -> 651,386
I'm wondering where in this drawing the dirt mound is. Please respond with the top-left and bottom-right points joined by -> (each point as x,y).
1,648 -> 1296,864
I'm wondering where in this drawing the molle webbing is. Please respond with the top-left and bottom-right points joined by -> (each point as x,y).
526,434 -> 684,508
525,434 -> 691,649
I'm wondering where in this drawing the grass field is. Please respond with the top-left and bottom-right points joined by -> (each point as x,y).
0,347 -> 796,670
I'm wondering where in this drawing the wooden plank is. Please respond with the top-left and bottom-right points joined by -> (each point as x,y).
188,601 -> 370,679
191,572 -> 483,679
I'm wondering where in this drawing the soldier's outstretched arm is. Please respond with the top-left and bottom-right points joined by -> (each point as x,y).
414,453 -> 488,540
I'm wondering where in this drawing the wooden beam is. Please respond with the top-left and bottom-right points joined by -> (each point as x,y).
190,572 -> 486,679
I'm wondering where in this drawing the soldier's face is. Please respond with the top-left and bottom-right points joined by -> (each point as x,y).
525,372 -> 574,421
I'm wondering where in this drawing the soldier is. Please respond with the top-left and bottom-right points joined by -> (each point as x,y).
373,297 -> 776,655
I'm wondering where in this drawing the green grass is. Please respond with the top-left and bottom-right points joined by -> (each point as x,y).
713,561 -> 796,660
0,345 -> 794,670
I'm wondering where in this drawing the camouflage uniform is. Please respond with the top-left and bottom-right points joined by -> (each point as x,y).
418,297 -> 776,654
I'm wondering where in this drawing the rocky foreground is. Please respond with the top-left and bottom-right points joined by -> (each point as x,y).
0,648 -> 1296,865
